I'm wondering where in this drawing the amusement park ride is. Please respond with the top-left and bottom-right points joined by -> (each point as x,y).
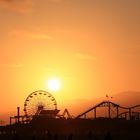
10,90 -> 72,125
10,90 -> 140,125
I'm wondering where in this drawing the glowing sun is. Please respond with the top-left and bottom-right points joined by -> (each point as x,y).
47,78 -> 61,91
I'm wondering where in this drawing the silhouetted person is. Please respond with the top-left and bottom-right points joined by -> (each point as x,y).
41,137 -> 45,140
54,133 -> 58,140
104,132 -> 113,140
87,131 -> 93,139
32,136 -> 36,140
87,131 -> 98,140
67,133 -> 73,140
13,134 -> 19,140
46,130 -> 52,140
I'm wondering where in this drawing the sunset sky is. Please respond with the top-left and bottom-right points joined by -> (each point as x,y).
0,0 -> 140,121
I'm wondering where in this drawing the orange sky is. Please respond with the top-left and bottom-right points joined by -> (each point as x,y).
0,0 -> 140,121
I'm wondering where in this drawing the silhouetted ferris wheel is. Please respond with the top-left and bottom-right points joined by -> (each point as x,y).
23,90 -> 57,116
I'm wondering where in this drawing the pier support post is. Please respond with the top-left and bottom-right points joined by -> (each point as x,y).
17,107 -> 20,123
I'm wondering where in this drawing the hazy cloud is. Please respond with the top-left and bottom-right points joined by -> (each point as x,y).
75,53 -> 96,61
9,30 -> 53,40
0,0 -> 32,13
0,63 -> 24,68
48,0 -> 65,3
0,0 -> 66,12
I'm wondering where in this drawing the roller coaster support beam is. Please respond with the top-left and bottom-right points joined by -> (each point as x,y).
84,114 -> 87,119
108,102 -> 111,118
94,108 -> 96,119
117,106 -> 119,118
10,117 -> 12,125
129,108 -> 131,120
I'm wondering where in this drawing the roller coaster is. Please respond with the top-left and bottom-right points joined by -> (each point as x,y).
76,100 -> 140,120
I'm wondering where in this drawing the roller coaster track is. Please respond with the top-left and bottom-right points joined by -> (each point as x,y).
117,111 -> 140,117
76,101 -> 140,119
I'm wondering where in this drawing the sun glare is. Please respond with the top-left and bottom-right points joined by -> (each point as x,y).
47,78 -> 61,91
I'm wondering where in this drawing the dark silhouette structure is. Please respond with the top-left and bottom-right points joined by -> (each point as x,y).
1,90 -> 140,140
10,100 -> 140,125
104,132 -> 113,140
